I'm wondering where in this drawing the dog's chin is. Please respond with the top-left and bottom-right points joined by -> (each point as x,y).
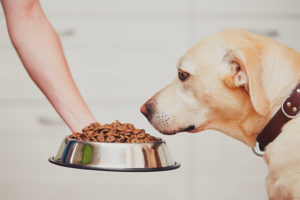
152,127 -> 179,135
160,131 -> 179,135
155,125 -> 196,135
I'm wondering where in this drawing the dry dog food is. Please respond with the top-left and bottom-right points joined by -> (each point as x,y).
67,121 -> 161,143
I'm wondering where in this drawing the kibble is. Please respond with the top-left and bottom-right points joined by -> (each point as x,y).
67,121 -> 161,143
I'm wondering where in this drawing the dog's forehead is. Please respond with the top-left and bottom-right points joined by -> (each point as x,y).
178,41 -> 228,73
177,58 -> 197,73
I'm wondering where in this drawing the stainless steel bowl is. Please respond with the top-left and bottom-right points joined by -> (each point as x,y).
49,138 -> 180,172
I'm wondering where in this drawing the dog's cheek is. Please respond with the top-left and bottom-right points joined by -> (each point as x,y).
223,74 -> 236,88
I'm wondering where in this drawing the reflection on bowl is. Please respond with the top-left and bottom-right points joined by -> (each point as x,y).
49,137 -> 180,172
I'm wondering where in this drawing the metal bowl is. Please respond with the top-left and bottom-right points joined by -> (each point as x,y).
49,137 -> 180,172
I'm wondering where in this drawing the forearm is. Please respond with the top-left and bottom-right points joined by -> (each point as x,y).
1,0 -> 96,132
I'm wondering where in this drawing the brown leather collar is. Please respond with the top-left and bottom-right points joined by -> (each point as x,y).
255,83 -> 300,153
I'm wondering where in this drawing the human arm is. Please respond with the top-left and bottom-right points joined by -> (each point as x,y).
1,0 -> 96,132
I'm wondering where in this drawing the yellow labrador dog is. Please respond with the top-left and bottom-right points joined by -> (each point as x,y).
140,28 -> 300,200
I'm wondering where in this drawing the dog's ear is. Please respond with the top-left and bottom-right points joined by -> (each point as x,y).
223,49 -> 270,116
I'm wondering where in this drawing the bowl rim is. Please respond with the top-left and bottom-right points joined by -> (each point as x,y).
49,156 -> 180,172
64,137 -> 165,145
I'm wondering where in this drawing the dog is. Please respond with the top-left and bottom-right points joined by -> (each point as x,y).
140,28 -> 300,200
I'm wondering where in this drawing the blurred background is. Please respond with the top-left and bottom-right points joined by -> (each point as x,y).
1,0 -> 300,199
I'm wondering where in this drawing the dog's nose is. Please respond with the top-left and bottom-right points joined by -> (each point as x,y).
140,103 -> 152,119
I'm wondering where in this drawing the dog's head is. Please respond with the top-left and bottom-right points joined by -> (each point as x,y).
140,28 -> 280,146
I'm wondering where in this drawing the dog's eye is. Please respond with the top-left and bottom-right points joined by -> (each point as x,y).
178,70 -> 190,81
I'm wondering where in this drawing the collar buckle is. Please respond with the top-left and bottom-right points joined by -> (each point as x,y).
281,96 -> 300,119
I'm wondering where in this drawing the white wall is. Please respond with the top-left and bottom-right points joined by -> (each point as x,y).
1,0 -> 300,199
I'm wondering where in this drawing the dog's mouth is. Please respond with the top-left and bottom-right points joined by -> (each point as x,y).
181,125 -> 196,132
160,125 -> 196,135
